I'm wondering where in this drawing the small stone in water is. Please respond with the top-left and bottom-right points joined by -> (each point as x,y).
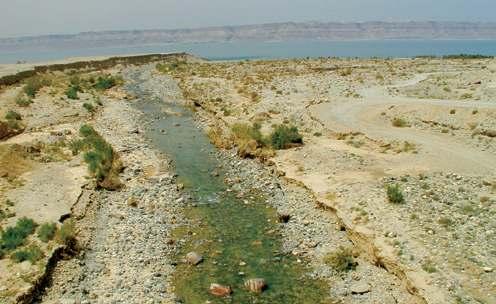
244,278 -> 267,293
185,252 -> 203,265
209,283 -> 232,297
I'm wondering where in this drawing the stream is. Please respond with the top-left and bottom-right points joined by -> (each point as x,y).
130,74 -> 330,303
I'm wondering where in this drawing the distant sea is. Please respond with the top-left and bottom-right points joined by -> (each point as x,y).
0,39 -> 495,64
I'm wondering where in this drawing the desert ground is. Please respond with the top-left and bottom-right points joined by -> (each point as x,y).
0,54 -> 494,304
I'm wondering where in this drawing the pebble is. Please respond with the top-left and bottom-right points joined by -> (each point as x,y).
244,278 -> 267,293
185,252 -> 203,265
209,284 -> 232,297
350,282 -> 371,294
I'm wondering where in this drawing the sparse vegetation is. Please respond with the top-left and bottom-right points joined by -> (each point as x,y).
0,217 -> 37,252
23,76 -> 51,98
231,122 -> 265,145
55,220 -> 76,246
83,102 -> 96,112
66,85 -> 79,100
324,246 -> 356,272
11,245 -> 43,264
392,117 -> 408,128
270,124 -> 303,149
74,124 -> 122,189
443,54 -> 494,59
438,217 -> 454,228
15,94 -> 33,107
94,75 -> 120,90
156,61 -> 188,73
422,260 -> 438,273
5,110 -> 22,121
386,184 -> 405,204
37,222 -> 57,242
230,122 -> 270,158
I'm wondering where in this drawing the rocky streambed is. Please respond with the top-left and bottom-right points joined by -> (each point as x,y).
128,64 -> 421,304
35,63 -> 421,304
130,68 -> 332,303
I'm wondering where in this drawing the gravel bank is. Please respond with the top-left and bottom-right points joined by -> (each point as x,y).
37,85 -> 184,304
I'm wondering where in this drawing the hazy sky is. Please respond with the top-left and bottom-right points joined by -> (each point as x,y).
1,0 -> 494,38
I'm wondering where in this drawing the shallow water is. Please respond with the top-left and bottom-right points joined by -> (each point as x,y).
2,39 -> 496,63
134,99 -> 330,303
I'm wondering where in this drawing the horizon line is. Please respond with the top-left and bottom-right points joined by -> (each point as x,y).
2,19 -> 496,40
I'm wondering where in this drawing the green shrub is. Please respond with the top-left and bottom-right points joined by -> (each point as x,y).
6,118 -> 22,129
83,102 -> 95,112
15,95 -> 33,107
37,222 -> 57,242
0,217 -> 37,251
5,110 -> 21,121
392,117 -> 408,128
387,184 -> 405,204
23,77 -> 51,98
11,245 -> 43,264
1,227 -> 26,250
69,75 -> 81,88
422,260 -> 437,273
56,221 -> 75,246
270,124 -> 303,149
94,75 -> 117,90
231,123 -> 264,144
77,124 -> 120,187
68,139 -> 88,155
79,124 -> 98,137
66,86 -> 79,100
324,246 -> 356,272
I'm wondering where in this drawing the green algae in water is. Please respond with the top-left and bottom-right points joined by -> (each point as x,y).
140,102 -> 330,303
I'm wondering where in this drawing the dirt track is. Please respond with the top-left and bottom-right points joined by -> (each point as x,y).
311,74 -> 496,175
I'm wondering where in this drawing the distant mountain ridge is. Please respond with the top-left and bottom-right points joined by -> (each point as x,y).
2,21 -> 496,50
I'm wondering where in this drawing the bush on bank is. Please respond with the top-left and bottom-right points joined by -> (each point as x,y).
71,124 -> 122,190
